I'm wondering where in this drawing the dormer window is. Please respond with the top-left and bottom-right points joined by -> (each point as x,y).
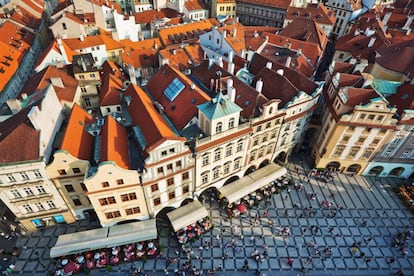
228,118 -> 235,129
216,122 -> 223,133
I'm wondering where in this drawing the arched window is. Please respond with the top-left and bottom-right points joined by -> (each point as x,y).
213,167 -> 221,179
214,148 -> 222,161
225,144 -> 233,157
216,122 -> 223,133
228,118 -> 235,129
223,162 -> 231,174
202,153 -> 210,166
201,172 -> 209,184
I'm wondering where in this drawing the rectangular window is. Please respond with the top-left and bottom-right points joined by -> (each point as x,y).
253,138 -> 259,146
342,136 -> 350,142
202,155 -> 209,166
362,149 -> 373,159
368,114 -> 375,120
161,150 -> 167,156
348,147 -> 360,157
47,200 -> 56,209
372,138 -> 380,144
23,204 -> 33,213
116,179 -> 124,185
333,145 -> 345,156
226,146 -> 232,157
20,172 -> 29,180
80,183 -> 88,192
157,167 -> 164,174
223,163 -> 230,174
167,164 -> 173,171
58,169 -> 67,175
125,207 -> 141,215
72,168 -> 81,174
33,170 -> 42,178
357,137 -> 365,143
234,159 -> 241,170
168,191 -> 175,200
121,193 -> 137,201
102,181 -> 109,188
377,115 -> 384,121
72,197 -> 82,206
202,173 -> 208,184
182,172 -> 189,180
23,187 -> 34,196
401,151 -> 410,158
7,174 -> 16,182
65,184 -> 75,193
167,178 -> 174,186
151,183 -> 159,192
105,211 -> 121,219
11,189 -> 22,198
36,185 -> 46,194
176,160 -> 182,168
359,114 -> 366,120
153,198 -> 161,206
182,185 -> 189,194
236,142 -> 243,152
214,150 -> 221,161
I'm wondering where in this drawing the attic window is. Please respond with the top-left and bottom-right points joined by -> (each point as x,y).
0,67 -> 5,73
237,94 -> 241,99
402,94 -> 409,100
191,98 -> 196,104
164,78 -> 185,102
245,100 -> 250,106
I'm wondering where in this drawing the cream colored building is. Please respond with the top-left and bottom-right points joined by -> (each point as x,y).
210,0 -> 237,18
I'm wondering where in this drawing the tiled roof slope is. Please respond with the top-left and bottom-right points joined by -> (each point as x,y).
100,115 -> 129,169
190,61 -> 266,119
0,108 -> 40,163
388,82 -> 414,116
286,3 -> 336,25
0,21 -> 34,93
342,87 -> 378,107
60,104 -> 94,160
99,62 -> 125,106
375,40 -> 414,77
220,22 -> 246,54
20,65 -> 79,104
185,0 -> 207,11
146,64 -> 210,130
121,38 -> 160,68
124,84 -> 182,154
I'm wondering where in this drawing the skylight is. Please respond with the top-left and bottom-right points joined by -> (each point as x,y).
164,77 -> 185,102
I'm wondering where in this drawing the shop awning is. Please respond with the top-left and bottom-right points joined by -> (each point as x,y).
50,227 -> 108,258
106,219 -> 157,248
167,200 -> 208,232
218,163 -> 287,205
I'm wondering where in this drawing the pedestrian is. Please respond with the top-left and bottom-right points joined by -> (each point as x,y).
387,258 -> 395,264
287,258 -> 294,267
359,251 -> 365,258
364,257 -> 371,264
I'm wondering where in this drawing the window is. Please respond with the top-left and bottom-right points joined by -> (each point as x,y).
223,162 -> 230,174
168,191 -> 175,200
105,211 -> 121,219
380,129 -> 387,133
216,122 -> 223,133
20,172 -> 29,180
258,149 -> 264,158
368,114 -> 375,120
102,181 -> 109,188
33,170 -> 42,178
262,134 -> 268,143
234,159 -> 241,170
357,137 -> 365,143
11,189 -> 22,198
250,151 -> 256,162
47,200 -> 56,209
62,22 -> 67,30
164,78 -> 185,101
334,145 -> 345,156
167,178 -> 174,186
72,168 -> 81,174
169,148 -> 175,154
226,145 -> 233,157
99,196 -> 116,206
176,160 -> 182,168
116,179 -> 124,185
348,126 -> 355,131
401,151 -> 410,158
213,167 -> 220,179
348,147 -> 360,157
83,97 -> 91,107
214,149 -> 222,161
372,138 -> 380,144
167,164 -> 173,171
151,183 -> 159,192
89,73 -> 96,78
266,122 -> 271,129
65,184 -> 75,192
228,118 -> 235,129
359,114 -> 366,120
202,154 -> 210,166
201,172 -> 209,184
72,196 -> 82,206
383,147 -> 395,157
36,185 -> 46,194
182,172 -> 189,180
153,198 -> 161,206
157,167 -> 164,174
266,144 -> 274,154
23,204 -> 33,213
80,183 -> 88,192
58,169 -> 67,175
257,125 -> 262,132
236,141 -> 243,152
362,148 -> 374,159
23,187 -> 34,196
182,185 -> 189,194
121,193 -> 137,201
253,138 -> 259,146
161,150 -> 167,157
377,115 -> 384,121
7,174 -> 16,182
125,207 -> 141,215
35,202 -> 45,211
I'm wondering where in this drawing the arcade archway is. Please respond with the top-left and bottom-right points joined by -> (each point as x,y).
326,161 -> 340,170
389,167 -> 404,177
244,165 -> 256,176
346,164 -> 361,174
368,166 -> 384,176
274,151 -> 287,164
259,159 -> 270,168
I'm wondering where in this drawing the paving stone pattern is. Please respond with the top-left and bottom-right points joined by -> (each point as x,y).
12,158 -> 414,276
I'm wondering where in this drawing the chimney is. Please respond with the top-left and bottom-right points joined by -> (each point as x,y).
57,38 -> 69,64
222,30 -> 227,39
128,64 -> 137,85
368,36 -> 376,47
228,51 -> 234,64
266,62 -> 272,69
228,63 -> 235,75
276,69 -> 284,76
382,12 -> 392,26
50,77 -> 65,88
403,15 -> 414,30
407,28 -> 412,36
226,78 -> 233,91
227,51 -> 234,74
285,56 -> 292,67
228,87 -> 236,102
190,83 -> 195,90
232,27 -> 237,37
79,34 -> 84,41
217,56 -> 223,68
6,99 -> 22,114
255,78 -> 263,93
208,58 -> 214,69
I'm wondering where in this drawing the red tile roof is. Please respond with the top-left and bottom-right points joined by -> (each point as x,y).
388,82 -> 414,116
100,115 -> 130,169
121,38 -> 160,68
124,84 -> 183,154
133,8 -> 180,24
0,108 -> 40,163
185,0 -> 207,11
343,87 -> 377,107
9,6 -> 42,30
159,47 -> 193,71
375,40 -> 414,77
286,3 -> 336,25
146,64 -> 211,130
158,19 -> 214,46
99,61 -> 125,106
20,65 -> 79,104
60,104 -> 94,160
337,73 -> 364,87
238,0 -> 291,10
220,22 -> 246,54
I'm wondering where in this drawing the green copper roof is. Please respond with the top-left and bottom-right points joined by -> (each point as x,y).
371,79 -> 402,96
197,92 -> 242,120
